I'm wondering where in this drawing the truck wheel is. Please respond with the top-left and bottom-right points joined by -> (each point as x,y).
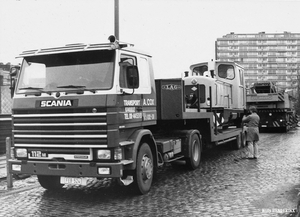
133,142 -> 154,194
186,133 -> 201,170
37,175 -> 63,190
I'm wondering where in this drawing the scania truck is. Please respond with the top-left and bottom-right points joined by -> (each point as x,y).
8,37 -> 246,194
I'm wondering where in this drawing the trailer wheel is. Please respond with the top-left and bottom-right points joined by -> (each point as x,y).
37,175 -> 63,190
133,142 -> 154,195
186,133 -> 201,170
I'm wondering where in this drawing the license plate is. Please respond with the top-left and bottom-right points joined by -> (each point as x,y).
261,125 -> 267,127
60,177 -> 87,186
29,151 -> 48,158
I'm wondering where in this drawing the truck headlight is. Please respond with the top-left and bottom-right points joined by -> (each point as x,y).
114,147 -> 123,160
15,148 -> 27,158
97,150 -> 111,159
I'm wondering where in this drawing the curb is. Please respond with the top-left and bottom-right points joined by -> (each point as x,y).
0,175 -> 38,197
0,183 -> 40,197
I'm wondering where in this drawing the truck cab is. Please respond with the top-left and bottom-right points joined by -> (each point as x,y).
9,38 -> 159,194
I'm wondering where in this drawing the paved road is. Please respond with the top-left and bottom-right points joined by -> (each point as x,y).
1,128 -> 300,217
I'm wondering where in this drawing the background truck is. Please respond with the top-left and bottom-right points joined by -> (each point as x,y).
8,37 -> 246,194
246,81 -> 298,132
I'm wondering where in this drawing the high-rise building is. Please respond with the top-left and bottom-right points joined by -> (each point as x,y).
215,32 -> 300,95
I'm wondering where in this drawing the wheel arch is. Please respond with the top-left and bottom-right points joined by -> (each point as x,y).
176,129 -> 202,158
126,129 -> 158,170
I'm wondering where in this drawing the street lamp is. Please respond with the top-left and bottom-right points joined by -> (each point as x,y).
114,0 -> 119,40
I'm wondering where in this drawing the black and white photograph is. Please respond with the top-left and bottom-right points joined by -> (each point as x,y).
1,0 -> 300,216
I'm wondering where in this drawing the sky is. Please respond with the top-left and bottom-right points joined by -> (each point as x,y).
1,0 -> 300,79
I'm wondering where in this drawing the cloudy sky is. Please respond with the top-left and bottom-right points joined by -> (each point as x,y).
1,0 -> 300,78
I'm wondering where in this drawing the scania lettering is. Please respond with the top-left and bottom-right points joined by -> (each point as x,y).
41,100 -> 73,107
9,36 -> 246,194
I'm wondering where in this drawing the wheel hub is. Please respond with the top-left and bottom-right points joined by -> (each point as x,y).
141,155 -> 153,180
192,140 -> 199,161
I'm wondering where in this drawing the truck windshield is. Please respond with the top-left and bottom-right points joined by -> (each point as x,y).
16,50 -> 115,94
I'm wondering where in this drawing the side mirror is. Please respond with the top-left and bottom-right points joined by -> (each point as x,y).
9,79 -> 16,98
10,66 -> 20,77
9,66 -> 20,98
126,66 -> 139,89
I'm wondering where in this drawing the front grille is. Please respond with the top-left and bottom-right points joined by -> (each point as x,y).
12,110 -> 108,148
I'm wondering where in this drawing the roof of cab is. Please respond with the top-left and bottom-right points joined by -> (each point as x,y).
190,60 -> 244,70
18,42 -> 152,58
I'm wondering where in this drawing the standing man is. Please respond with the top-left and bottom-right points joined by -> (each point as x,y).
242,106 -> 260,159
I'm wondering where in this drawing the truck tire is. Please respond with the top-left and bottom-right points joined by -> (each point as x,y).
186,133 -> 201,170
133,142 -> 154,195
38,175 -> 63,190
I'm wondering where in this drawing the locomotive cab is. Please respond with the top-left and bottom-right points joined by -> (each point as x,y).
183,60 -> 246,129
184,60 -> 245,111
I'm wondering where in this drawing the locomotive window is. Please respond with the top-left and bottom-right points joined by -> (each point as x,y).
218,64 -> 235,80
192,65 -> 208,76
239,69 -> 244,85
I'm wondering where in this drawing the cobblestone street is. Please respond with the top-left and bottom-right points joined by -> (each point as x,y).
1,128 -> 300,217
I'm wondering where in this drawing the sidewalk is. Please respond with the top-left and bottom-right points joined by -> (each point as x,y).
0,155 -> 38,193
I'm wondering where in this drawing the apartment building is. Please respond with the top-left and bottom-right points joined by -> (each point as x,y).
215,32 -> 300,95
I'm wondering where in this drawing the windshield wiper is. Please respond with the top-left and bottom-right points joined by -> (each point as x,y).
57,85 -> 86,88
57,85 -> 97,94
19,87 -> 43,90
19,87 -> 52,96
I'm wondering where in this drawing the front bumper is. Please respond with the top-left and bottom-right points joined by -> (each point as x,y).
8,159 -> 133,178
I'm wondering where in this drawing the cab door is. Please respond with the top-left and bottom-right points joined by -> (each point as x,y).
216,63 -> 234,109
117,52 -> 156,128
